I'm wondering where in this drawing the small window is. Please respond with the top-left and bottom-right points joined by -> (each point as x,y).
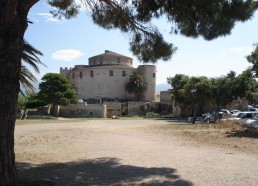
109,70 -> 113,76
153,73 -> 156,78
122,71 -> 126,77
90,71 -> 94,77
80,72 -> 83,78
117,57 -> 120,63
72,73 -> 74,79
100,57 -> 103,64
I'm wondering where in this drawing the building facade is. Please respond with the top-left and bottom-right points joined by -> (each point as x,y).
60,50 -> 156,101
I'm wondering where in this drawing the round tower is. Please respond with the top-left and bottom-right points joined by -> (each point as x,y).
137,65 -> 156,101
88,50 -> 133,67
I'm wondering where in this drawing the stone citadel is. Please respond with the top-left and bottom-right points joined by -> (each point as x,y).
60,50 -> 156,101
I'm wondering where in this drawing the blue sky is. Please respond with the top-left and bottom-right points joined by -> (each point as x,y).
25,2 -> 258,86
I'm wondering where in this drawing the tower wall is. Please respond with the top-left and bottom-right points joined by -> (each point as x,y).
60,67 -> 71,77
137,65 -> 156,101
68,65 -> 135,100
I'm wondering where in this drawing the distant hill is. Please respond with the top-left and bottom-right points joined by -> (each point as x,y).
156,83 -> 171,94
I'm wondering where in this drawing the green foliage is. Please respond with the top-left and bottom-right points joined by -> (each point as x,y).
247,43 -> 258,77
167,70 -> 256,114
38,73 -> 78,105
167,74 -> 190,116
17,94 -> 27,111
21,41 -> 46,94
26,93 -> 47,108
145,112 -> 160,118
48,0 -> 258,63
125,70 -> 147,100
48,0 -> 80,19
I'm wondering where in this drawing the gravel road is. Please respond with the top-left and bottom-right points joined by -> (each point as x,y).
15,119 -> 258,186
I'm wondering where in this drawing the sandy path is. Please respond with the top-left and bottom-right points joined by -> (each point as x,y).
15,120 -> 258,186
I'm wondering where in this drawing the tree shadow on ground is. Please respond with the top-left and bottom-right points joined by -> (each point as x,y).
18,157 -> 193,186
226,129 -> 258,139
154,118 -> 190,124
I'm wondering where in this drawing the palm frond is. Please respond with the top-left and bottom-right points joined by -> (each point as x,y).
20,67 -> 37,93
20,41 -> 46,94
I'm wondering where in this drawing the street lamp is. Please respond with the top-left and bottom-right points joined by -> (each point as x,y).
191,88 -> 197,124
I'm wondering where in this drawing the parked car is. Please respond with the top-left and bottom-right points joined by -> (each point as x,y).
248,105 -> 254,109
249,108 -> 258,112
220,109 -> 231,115
202,112 -> 223,124
228,111 -> 258,123
230,109 -> 241,115
243,113 -> 258,125
230,110 -> 241,116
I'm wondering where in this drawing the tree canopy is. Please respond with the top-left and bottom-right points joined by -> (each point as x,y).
247,43 -> 258,76
167,70 -> 256,116
48,0 -> 258,63
38,73 -> 78,105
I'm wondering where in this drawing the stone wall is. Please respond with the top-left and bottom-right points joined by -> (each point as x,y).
103,102 -> 121,118
127,101 -> 149,116
55,103 -> 107,118
160,90 -> 172,103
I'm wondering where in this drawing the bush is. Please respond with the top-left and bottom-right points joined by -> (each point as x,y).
145,112 -> 159,118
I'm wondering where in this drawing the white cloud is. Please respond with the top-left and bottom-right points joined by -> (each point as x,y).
51,49 -> 84,61
229,46 -> 253,55
37,13 -> 61,22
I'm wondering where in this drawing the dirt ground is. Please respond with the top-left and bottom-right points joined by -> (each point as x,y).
15,119 -> 258,186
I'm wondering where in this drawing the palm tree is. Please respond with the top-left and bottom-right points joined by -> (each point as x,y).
20,41 -> 46,94
125,70 -> 147,101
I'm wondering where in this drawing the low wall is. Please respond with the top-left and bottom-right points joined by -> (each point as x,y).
49,101 -> 173,118
127,101 -> 149,116
103,102 -> 121,118
56,103 -> 107,118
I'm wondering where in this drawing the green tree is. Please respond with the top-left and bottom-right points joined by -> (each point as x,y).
1,1 -> 258,184
209,70 -> 256,111
125,70 -> 147,101
38,73 -> 78,106
25,93 -> 47,109
168,75 -> 211,117
167,74 -> 190,116
247,43 -> 258,77
168,71 -> 256,117
184,76 -> 212,120
17,93 -> 27,111
235,69 -> 256,99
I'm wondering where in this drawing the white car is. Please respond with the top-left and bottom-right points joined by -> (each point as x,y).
227,111 -> 258,123
230,110 -> 241,115
221,109 -> 231,115
243,113 -> 258,127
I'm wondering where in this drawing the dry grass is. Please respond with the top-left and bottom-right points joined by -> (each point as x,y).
150,121 -> 258,154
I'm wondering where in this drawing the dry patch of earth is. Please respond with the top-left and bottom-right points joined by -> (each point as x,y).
15,119 -> 258,186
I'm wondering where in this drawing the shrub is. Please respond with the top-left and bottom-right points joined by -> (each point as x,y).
145,112 -> 159,118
